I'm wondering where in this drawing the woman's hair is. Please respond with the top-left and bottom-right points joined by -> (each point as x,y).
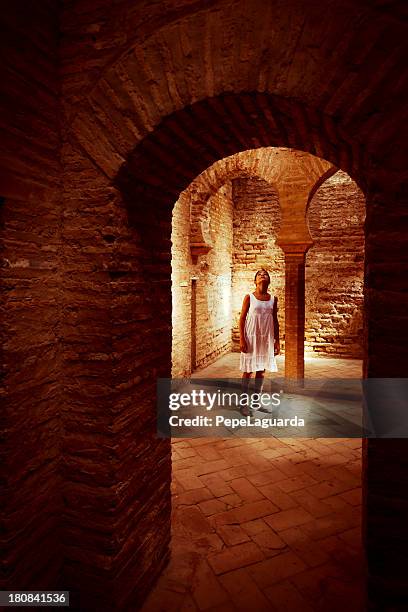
254,268 -> 270,283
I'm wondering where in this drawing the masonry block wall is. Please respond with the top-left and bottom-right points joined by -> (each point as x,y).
196,184 -> 234,369
231,177 -> 284,350
230,173 -> 365,357
0,1 -> 406,609
172,184 -> 233,377
61,146 -> 173,609
0,2 -> 62,591
306,171 -> 365,358
172,190 -> 193,378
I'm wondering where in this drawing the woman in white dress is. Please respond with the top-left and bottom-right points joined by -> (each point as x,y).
239,268 -> 280,415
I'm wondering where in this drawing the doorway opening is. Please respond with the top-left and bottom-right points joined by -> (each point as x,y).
142,147 -> 366,610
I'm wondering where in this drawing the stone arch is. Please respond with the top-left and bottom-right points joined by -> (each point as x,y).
185,146 -> 335,262
1,3 -> 408,610
65,0 -> 407,182
72,89 -> 401,609
98,94 -> 372,607
188,167 -> 264,261
187,156 -> 278,263
57,3 -> 408,608
306,167 -> 339,213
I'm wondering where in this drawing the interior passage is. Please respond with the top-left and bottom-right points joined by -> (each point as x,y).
143,355 -> 363,612
1,2 -> 407,609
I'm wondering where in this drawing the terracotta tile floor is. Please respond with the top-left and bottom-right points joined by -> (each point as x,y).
142,354 -> 365,612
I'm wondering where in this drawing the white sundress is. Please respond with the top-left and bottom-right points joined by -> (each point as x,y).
240,293 -> 278,373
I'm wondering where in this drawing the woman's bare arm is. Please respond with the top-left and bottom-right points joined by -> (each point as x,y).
239,294 -> 250,352
273,296 -> 280,342
273,296 -> 280,354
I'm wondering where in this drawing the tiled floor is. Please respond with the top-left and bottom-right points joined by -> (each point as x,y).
191,353 -> 362,379
142,354 -> 364,612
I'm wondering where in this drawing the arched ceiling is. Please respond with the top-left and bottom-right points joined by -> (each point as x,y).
180,147 -> 334,248
62,0 -> 408,185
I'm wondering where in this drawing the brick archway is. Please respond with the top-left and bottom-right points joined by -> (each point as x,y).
188,166 -> 269,262
183,147 -> 335,262
171,146 -> 338,377
55,88 -> 407,609
93,91 -> 404,609
1,2 -> 407,610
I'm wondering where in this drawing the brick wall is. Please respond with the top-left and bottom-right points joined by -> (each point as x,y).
231,177 -> 284,350
172,183 -> 233,377
230,173 -> 365,358
306,170 -> 365,357
0,0 -> 404,607
172,191 -> 192,377
60,143 -> 174,609
0,1 -> 62,590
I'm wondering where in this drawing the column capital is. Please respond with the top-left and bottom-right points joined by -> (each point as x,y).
275,240 -> 313,255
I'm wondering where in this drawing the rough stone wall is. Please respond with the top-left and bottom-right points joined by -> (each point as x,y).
172,183 -> 233,377
306,171 -> 365,357
60,143 -> 117,607
231,178 -> 284,350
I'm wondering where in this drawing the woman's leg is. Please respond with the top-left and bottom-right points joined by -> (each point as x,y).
254,369 -> 265,396
240,372 -> 252,416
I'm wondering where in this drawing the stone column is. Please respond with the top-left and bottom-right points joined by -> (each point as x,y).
277,243 -> 312,380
